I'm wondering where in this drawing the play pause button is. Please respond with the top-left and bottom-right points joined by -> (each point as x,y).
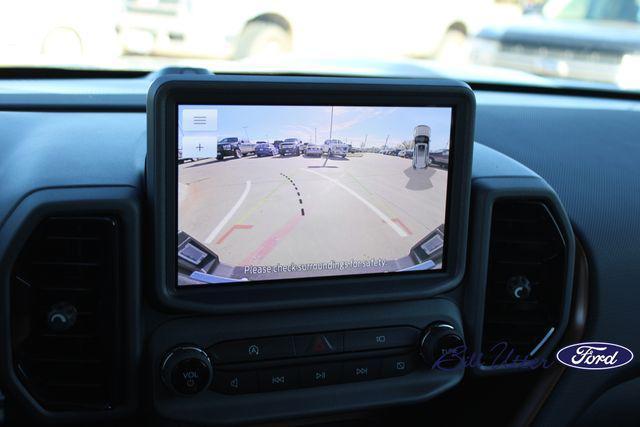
300,364 -> 341,387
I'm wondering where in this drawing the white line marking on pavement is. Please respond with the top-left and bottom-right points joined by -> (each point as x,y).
304,169 -> 408,237
205,180 -> 252,244
178,183 -> 189,204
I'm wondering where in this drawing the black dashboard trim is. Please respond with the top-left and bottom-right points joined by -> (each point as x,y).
469,82 -> 640,102
0,97 -> 146,112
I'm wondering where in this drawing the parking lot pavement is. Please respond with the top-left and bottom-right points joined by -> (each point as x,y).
178,153 -> 448,280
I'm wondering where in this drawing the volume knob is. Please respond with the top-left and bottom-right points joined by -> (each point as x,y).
160,346 -> 213,395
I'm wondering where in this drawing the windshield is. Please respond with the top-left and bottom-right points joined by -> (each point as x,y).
2,0 -> 639,91
544,0 -> 639,21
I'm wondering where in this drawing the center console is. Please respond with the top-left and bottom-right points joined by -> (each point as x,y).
144,76 -> 475,424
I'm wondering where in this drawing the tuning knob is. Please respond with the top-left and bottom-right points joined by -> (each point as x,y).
161,346 -> 213,395
419,323 -> 465,369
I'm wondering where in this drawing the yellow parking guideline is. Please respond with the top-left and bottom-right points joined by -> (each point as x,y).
345,171 -> 395,219
236,180 -> 287,224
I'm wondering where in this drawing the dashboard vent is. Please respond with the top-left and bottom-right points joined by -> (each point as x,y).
11,217 -> 122,411
482,200 -> 566,364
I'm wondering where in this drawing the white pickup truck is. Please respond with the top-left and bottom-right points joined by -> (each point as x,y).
323,139 -> 349,158
238,140 -> 256,156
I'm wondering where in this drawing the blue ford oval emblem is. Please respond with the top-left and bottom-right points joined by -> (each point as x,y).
556,342 -> 634,370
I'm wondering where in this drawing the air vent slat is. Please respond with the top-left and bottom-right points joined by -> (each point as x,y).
32,261 -> 101,267
481,200 -> 566,365
29,357 -> 103,364
11,217 -> 123,411
39,286 -> 93,293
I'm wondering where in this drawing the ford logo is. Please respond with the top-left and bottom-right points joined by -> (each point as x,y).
556,342 -> 634,370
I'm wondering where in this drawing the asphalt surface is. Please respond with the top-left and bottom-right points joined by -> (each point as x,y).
178,153 -> 447,281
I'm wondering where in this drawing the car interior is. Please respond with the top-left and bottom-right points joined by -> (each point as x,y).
1,1 -> 639,426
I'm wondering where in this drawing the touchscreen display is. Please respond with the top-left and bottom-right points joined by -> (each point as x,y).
177,105 -> 452,286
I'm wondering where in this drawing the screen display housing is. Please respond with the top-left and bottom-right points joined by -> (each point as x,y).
147,75 -> 475,313
178,104 -> 452,286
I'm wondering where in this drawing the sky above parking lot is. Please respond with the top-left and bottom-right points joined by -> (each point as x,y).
179,105 -> 452,150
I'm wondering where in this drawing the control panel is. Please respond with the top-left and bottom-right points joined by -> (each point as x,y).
150,299 -> 465,425
160,326 -> 465,397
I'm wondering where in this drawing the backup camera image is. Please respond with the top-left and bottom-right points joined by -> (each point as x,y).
177,104 -> 452,286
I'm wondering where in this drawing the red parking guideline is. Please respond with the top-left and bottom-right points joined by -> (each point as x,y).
216,224 -> 253,244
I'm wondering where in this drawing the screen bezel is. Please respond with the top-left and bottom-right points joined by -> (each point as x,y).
147,75 -> 475,313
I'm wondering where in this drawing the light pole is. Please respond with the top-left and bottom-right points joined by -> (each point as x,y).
323,106 -> 334,167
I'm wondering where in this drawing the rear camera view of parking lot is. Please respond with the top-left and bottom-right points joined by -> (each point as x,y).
177,105 -> 451,285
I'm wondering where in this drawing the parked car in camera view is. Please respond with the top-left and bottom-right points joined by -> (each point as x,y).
304,144 -> 323,157
216,137 -> 243,160
178,146 -> 194,164
280,138 -> 301,156
430,148 -> 449,168
382,148 -> 401,156
255,141 -> 278,157
238,139 -> 256,156
323,139 -> 349,158
398,149 -> 414,158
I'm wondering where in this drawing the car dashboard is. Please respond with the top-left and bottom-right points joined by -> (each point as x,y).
0,75 -> 639,427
